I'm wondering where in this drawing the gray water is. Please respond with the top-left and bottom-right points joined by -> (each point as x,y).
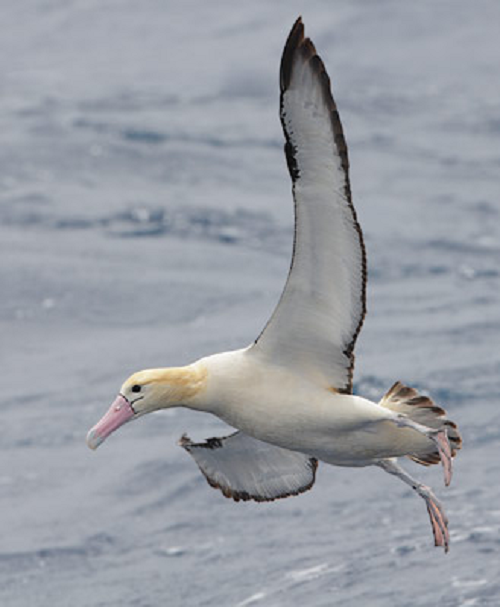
2,1 -> 500,605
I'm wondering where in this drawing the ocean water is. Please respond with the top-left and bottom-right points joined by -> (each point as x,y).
2,1 -> 500,605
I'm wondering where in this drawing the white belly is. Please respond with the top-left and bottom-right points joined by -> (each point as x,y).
195,349 -> 399,466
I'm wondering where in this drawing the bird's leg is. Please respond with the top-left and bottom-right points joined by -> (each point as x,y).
394,414 -> 452,486
376,459 -> 449,553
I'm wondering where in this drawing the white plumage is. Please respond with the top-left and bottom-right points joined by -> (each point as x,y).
87,18 -> 461,552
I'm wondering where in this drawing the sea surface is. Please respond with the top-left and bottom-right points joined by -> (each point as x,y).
2,1 -> 500,605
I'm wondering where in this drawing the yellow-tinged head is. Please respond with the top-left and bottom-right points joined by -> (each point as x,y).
86,364 -> 207,450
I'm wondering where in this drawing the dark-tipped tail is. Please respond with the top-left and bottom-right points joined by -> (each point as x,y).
380,382 -> 462,466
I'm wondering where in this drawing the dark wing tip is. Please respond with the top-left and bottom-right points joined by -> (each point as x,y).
280,19 -> 350,181
280,19 -> 325,94
280,17 -> 305,91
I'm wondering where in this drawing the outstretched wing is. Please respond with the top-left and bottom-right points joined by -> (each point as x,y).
179,431 -> 317,502
251,18 -> 366,394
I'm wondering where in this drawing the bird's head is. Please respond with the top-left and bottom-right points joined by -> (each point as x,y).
86,364 -> 207,450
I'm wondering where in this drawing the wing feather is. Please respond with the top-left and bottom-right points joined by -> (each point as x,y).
252,18 -> 366,394
180,431 -> 317,502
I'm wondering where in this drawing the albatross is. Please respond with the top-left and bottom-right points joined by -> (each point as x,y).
87,18 -> 461,552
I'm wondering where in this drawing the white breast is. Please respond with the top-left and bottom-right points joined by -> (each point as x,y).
193,348 -> 393,459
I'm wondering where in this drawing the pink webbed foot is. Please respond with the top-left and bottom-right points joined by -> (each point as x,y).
421,485 -> 450,553
434,429 -> 453,487
377,459 -> 452,552
394,414 -> 453,487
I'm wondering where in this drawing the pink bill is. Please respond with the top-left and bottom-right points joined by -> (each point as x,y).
86,394 -> 135,450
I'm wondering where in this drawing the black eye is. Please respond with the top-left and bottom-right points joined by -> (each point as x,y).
131,384 -> 142,393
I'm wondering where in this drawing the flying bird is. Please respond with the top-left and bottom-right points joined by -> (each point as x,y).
87,18 -> 461,552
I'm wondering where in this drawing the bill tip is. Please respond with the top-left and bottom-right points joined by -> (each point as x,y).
86,429 -> 104,450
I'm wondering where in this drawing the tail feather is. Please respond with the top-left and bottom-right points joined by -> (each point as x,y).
380,381 -> 462,466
